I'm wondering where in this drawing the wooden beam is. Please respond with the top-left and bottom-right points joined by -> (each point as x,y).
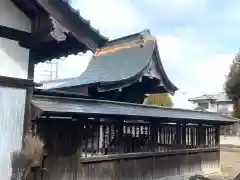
0,76 -> 38,89
0,25 -> 45,51
0,25 -> 30,42
79,147 -> 219,163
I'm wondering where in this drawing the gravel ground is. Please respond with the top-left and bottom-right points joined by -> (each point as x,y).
218,148 -> 240,180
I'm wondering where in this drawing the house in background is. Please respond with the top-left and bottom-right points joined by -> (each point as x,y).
188,92 -> 233,116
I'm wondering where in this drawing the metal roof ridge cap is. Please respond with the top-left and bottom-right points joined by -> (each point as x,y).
106,29 -> 150,45
95,38 -> 146,56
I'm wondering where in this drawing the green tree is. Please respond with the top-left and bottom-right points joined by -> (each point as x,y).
144,93 -> 173,107
225,51 -> 240,117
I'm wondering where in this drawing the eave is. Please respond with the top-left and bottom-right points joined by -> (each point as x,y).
11,0 -> 108,63
152,42 -> 178,95
34,0 -> 108,51
32,93 -> 237,125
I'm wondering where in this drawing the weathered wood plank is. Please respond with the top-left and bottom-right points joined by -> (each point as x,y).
39,150 -> 219,180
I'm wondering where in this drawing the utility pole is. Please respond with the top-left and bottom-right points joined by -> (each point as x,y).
40,61 -> 59,81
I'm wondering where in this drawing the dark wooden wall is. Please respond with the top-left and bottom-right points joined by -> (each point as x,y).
34,118 -> 221,180
36,149 -> 219,180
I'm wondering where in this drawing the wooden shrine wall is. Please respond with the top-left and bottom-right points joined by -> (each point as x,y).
36,149 -> 219,180
34,118 -> 221,180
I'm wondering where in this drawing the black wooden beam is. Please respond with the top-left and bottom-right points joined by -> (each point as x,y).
0,25 -> 30,42
0,76 -> 39,89
35,0 -> 105,52
0,25 -> 44,51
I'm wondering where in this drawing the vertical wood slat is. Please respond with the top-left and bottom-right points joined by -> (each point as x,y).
182,125 -> 186,148
102,125 -> 106,154
41,150 -> 220,180
84,123 -> 220,156
215,125 -> 220,145
96,123 -> 100,155
35,119 -> 222,180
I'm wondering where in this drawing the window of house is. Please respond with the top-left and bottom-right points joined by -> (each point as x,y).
198,102 -> 209,109
218,104 -> 232,114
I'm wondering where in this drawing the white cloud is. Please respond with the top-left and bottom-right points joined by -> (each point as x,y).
171,92 -> 194,109
145,0 -> 207,13
72,0 -> 146,39
157,35 -> 235,100
34,0 -> 237,110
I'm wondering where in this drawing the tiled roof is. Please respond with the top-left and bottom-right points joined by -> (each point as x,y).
41,30 -> 178,94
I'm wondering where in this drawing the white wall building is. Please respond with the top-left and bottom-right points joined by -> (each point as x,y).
188,92 -> 233,116
0,0 -> 32,179
0,0 -> 107,179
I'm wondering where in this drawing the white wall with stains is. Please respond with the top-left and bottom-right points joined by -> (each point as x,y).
0,0 -> 31,79
0,87 -> 26,179
0,0 -> 31,179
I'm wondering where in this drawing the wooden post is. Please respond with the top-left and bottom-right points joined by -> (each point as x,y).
198,124 -> 206,148
176,123 -> 181,149
182,124 -> 186,148
150,122 -> 158,152
215,125 -> 220,146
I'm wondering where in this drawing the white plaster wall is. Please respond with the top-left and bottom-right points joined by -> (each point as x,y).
0,87 -> 26,180
0,0 -> 31,79
0,0 -> 31,32
209,103 -> 217,112
226,103 -> 233,112
0,2 -> 30,179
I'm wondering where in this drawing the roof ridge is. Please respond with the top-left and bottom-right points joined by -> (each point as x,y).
105,29 -> 151,47
94,30 -> 155,56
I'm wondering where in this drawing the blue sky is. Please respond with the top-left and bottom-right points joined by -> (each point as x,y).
35,0 -> 240,108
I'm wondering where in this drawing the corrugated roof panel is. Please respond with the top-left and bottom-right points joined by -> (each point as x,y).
32,95 -> 237,124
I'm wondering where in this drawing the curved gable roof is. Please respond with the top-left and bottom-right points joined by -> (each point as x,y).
49,29 -> 178,94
